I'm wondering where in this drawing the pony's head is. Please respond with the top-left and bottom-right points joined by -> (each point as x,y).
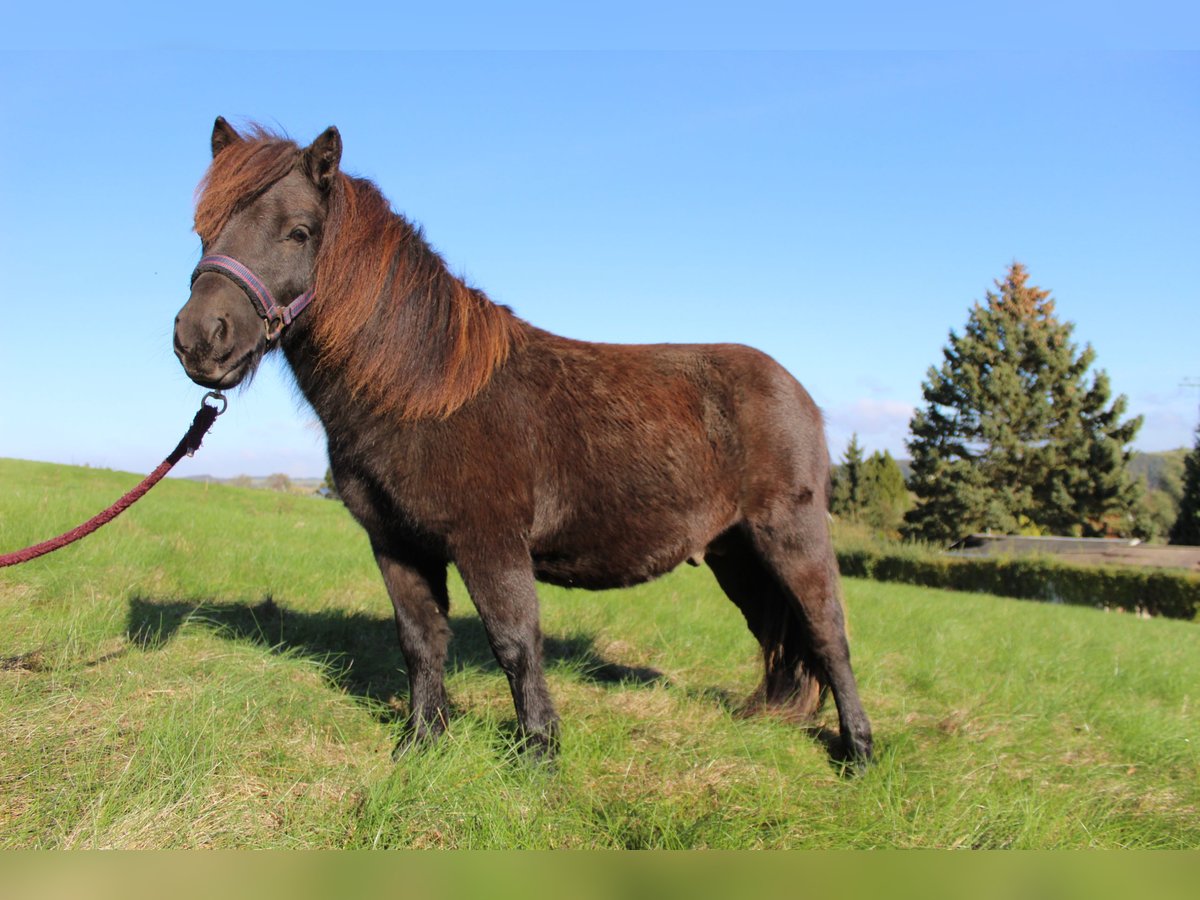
174,117 -> 340,389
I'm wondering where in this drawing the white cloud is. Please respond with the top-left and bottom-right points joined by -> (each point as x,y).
824,397 -> 916,458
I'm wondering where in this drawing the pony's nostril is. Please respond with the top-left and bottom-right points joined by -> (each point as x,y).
208,315 -> 229,346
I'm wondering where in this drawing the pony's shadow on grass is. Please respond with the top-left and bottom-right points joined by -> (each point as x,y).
125,594 -> 668,729
125,595 -> 853,771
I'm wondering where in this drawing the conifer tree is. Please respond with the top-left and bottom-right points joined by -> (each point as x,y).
903,263 -> 1142,544
831,434 -> 866,522
832,438 -> 910,536
1169,425 -> 1200,545
858,450 -> 911,538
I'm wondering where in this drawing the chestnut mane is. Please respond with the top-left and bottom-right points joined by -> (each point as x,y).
194,127 -> 524,419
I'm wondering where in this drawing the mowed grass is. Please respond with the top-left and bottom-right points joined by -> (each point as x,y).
1,458 -> 1198,848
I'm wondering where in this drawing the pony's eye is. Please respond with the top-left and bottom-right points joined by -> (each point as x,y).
289,227 -> 309,244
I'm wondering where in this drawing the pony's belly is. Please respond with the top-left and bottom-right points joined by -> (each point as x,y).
531,548 -> 687,590
530,517 -> 724,590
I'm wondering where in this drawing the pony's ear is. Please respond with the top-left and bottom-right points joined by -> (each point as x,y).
211,116 -> 242,158
302,126 -> 342,193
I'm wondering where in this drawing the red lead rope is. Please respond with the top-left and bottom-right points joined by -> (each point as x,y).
0,395 -> 225,568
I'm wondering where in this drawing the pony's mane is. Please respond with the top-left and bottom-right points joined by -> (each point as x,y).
194,126 -> 524,419
194,125 -> 299,243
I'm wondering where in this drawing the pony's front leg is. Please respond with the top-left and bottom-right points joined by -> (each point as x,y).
372,545 -> 452,754
455,547 -> 559,756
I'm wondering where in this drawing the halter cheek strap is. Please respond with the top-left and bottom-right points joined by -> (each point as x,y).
191,254 -> 315,341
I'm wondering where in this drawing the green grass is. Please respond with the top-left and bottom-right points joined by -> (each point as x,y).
2,457 -> 1198,848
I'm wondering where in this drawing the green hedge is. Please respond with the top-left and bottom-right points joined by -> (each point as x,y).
836,548 -> 1200,620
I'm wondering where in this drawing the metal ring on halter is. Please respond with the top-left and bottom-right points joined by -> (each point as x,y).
202,391 -> 229,416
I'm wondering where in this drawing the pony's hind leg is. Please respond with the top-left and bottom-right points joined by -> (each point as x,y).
706,532 -> 825,721
373,545 -> 453,753
743,507 -> 873,767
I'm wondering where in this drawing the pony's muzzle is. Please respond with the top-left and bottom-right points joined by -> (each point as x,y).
174,278 -> 263,389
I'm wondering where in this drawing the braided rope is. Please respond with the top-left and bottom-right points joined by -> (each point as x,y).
0,399 -> 222,568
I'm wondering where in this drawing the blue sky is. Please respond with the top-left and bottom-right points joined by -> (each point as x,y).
1,16 -> 1197,479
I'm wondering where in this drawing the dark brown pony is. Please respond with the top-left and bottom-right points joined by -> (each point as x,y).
174,118 -> 873,765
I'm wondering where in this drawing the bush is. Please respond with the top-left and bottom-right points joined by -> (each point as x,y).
836,546 -> 1200,620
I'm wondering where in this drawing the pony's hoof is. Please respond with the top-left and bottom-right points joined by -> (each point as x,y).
516,724 -> 559,763
839,733 -> 873,774
391,720 -> 446,761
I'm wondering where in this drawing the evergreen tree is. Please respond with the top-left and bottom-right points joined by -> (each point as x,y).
903,263 -> 1143,544
832,438 -> 911,537
831,434 -> 866,521
1169,425 -> 1200,545
858,450 -> 911,538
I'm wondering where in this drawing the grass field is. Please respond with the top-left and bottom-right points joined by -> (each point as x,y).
1,457 -> 1198,848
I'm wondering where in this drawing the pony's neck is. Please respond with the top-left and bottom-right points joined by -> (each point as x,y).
296,174 -> 525,420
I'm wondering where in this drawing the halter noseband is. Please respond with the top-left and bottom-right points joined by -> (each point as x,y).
191,254 -> 315,341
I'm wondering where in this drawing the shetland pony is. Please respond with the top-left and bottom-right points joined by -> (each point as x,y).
174,118 -> 872,765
